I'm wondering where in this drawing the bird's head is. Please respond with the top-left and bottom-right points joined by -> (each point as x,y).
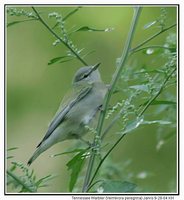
72,63 -> 101,86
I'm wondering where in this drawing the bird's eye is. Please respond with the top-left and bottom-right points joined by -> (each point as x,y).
82,73 -> 89,79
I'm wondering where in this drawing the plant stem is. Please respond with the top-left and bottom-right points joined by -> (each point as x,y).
82,7 -> 142,193
101,114 -> 120,140
7,170 -> 35,192
138,67 -> 176,117
88,67 -> 176,186
31,7 -> 88,66
130,23 -> 176,53
87,134 -> 126,191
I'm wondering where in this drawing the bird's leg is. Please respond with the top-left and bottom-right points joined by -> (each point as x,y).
98,104 -> 112,113
98,105 -> 104,112
79,137 -> 93,147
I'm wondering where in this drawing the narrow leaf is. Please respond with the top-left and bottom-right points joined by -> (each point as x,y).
51,148 -> 85,157
143,48 -> 162,55
66,149 -> 87,191
135,69 -> 165,74
82,50 -> 95,58
36,174 -> 55,187
7,147 -> 18,151
7,21 -> 23,27
101,180 -> 137,193
72,26 -> 113,33
7,156 -> 14,159
48,56 -> 71,65
59,58 -> 74,64
7,19 -> 37,27
63,6 -> 82,21
142,120 -> 172,125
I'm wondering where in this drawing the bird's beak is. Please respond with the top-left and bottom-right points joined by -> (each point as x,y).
91,63 -> 101,72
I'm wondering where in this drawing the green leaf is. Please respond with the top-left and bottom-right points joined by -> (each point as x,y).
7,21 -> 23,27
52,7 -> 82,29
7,156 -> 14,159
142,48 -> 162,55
7,147 -> 18,151
135,69 -> 165,74
142,120 -> 172,125
66,149 -> 87,191
63,6 -> 82,21
48,56 -> 72,65
51,148 -> 86,157
82,50 -> 95,58
36,174 -> 55,187
101,180 -> 137,193
59,58 -> 73,64
72,26 -> 113,33
7,19 -> 37,27
121,117 -> 171,136
144,20 -> 157,29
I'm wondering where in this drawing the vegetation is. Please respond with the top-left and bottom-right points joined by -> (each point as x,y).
6,6 -> 177,193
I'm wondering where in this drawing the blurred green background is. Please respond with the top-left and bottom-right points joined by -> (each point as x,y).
6,6 -> 177,193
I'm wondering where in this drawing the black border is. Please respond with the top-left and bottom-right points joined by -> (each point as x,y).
4,3 -> 180,196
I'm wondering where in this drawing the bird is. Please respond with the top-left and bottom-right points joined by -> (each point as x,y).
27,63 -> 107,165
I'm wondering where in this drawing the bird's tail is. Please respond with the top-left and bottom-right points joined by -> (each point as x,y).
27,147 -> 43,166
27,135 -> 60,166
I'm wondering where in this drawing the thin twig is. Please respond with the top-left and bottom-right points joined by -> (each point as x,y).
82,7 -> 142,193
130,23 -> 176,53
32,7 -> 88,66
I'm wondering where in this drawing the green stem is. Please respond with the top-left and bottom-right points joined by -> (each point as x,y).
7,170 -> 35,192
138,67 -> 176,117
88,67 -> 176,187
101,114 -> 120,140
130,23 -> 176,53
82,7 -> 142,193
87,134 -> 126,191
32,7 -> 88,66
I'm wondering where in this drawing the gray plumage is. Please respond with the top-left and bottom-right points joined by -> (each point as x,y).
27,63 -> 106,165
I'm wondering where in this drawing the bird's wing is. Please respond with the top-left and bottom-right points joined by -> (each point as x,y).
37,86 -> 92,147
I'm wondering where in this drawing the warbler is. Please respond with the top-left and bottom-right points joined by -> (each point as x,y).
27,63 -> 107,165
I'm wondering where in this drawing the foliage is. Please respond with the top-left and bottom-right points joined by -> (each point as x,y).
7,148 -> 55,193
99,180 -> 137,193
6,6 -> 177,193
